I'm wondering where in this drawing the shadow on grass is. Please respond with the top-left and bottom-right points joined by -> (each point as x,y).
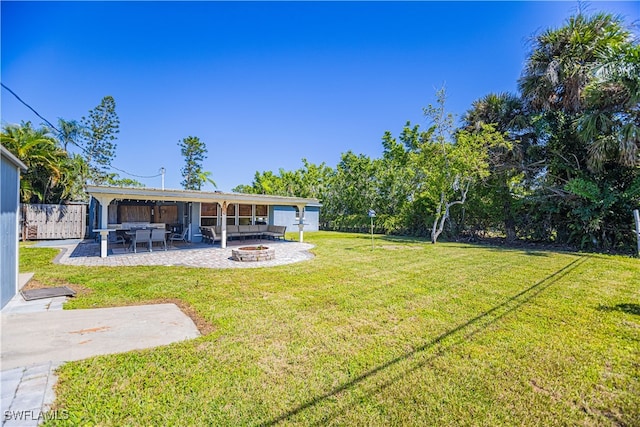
261,256 -> 588,426
377,235 -> 561,257
329,234 -> 566,258
598,303 -> 640,316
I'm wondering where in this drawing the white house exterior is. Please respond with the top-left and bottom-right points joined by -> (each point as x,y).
1,146 -> 27,309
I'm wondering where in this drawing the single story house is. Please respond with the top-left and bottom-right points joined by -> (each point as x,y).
1,145 -> 27,309
87,185 -> 321,257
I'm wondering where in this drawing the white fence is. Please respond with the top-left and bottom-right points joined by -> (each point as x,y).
21,203 -> 87,240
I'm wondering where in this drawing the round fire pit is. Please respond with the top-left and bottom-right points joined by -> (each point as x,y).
232,246 -> 275,262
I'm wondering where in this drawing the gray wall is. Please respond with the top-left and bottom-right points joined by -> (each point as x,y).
1,155 -> 20,308
270,205 -> 319,232
304,206 -> 320,232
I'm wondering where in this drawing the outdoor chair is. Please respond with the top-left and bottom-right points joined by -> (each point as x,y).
150,228 -> 167,251
133,229 -> 151,253
108,230 -> 127,249
201,227 -> 213,244
168,228 -> 188,246
210,227 -> 222,245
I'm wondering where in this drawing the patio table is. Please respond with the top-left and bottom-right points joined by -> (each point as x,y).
125,230 -> 171,252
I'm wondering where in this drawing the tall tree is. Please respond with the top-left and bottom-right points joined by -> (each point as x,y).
463,92 -> 533,240
328,151 -> 380,218
408,88 -> 507,243
519,11 -> 639,249
179,136 -> 211,190
80,96 -> 120,184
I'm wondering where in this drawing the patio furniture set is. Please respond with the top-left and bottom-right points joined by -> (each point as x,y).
107,223 -> 187,253
107,223 -> 287,252
200,225 -> 286,245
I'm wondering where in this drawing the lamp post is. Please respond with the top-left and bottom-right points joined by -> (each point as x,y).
368,209 -> 376,250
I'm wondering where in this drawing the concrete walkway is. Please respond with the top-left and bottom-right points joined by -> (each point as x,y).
1,277 -> 200,426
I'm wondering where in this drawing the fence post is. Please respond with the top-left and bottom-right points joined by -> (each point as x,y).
634,209 -> 640,258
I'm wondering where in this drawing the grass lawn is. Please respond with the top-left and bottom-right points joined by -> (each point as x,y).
20,232 -> 639,426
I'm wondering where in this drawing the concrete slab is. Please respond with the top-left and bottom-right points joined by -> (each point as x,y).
17,273 -> 34,290
1,304 -> 200,370
2,296 -> 69,315
1,362 -> 60,427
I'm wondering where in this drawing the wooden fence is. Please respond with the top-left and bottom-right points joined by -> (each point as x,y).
21,203 -> 87,240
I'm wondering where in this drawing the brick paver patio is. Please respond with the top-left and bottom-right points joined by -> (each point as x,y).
44,239 -> 315,269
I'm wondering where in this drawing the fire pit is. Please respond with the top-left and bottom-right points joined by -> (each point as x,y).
231,246 -> 275,262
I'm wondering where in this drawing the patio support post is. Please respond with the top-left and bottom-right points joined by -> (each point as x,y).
221,202 -> 227,249
94,196 -> 114,258
297,204 -> 306,243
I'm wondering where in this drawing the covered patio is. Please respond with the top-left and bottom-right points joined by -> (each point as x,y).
87,185 -> 321,258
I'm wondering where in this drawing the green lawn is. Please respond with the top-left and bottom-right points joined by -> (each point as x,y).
21,232 -> 639,426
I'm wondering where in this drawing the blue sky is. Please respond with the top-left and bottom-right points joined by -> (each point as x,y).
2,1 -> 638,191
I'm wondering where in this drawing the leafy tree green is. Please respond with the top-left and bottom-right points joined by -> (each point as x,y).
326,151 -> 380,219
233,159 -> 334,199
230,10 -> 638,252
406,88 -> 507,243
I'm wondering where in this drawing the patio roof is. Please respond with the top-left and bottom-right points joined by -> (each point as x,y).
86,185 -> 321,207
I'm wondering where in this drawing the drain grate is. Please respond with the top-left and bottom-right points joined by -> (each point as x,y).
20,286 -> 76,301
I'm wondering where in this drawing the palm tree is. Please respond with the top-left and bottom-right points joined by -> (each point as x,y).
519,12 -> 630,114
465,92 -> 529,134
196,170 -> 217,190
464,93 -> 531,241
517,11 -> 639,249
1,122 -> 84,203
579,43 -> 640,170
57,118 -> 85,151
518,11 -> 638,178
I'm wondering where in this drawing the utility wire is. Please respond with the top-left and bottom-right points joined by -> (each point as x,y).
1,82 -> 61,134
107,165 -> 163,179
2,82 -> 163,180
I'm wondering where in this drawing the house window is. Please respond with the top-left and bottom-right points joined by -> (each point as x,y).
238,204 -> 251,216
201,203 -> 218,227
239,204 -> 252,225
255,205 -> 268,224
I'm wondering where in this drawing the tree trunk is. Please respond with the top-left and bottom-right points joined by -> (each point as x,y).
431,182 -> 470,244
431,192 -> 445,243
503,184 -> 516,242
